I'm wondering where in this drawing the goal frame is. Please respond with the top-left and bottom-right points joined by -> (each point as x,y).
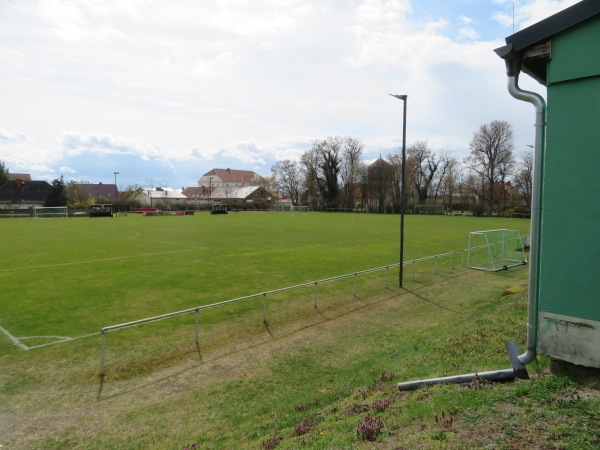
467,229 -> 527,272
289,205 -> 309,215
32,206 -> 69,219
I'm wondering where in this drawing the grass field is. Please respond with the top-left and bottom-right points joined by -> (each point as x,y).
4,212 -> 597,449
0,212 -> 530,341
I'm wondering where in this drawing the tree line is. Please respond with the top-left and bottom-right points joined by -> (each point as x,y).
1,119 -> 533,215
272,120 -> 533,216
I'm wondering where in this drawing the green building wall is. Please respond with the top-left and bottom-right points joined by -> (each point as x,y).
537,16 -> 600,367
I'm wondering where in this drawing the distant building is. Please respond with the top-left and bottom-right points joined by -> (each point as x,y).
139,187 -> 188,210
183,185 -> 272,209
198,168 -> 264,188
72,183 -> 119,203
0,173 -> 51,209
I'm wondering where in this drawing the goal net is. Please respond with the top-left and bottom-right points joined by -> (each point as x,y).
414,205 -> 444,215
467,229 -> 527,271
289,205 -> 309,216
32,206 -> 69,219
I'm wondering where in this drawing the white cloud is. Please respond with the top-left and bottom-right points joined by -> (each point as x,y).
458,26 -> 480,40
460,15 -> 473,25
0,0 -> 577,187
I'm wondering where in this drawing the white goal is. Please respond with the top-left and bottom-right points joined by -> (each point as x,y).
289,205 -> 309,215
32,206 -> 69,219
414,205 -> 444,215
467,229 -> 527,271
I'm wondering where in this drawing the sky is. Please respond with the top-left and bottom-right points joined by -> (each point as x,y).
0,0 -> 581,189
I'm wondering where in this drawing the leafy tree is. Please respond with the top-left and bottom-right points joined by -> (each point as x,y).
466,120 -> 515,217
66,180 -> 94,208
300,136 -> 343,208
120,185 -> 145,208
44,175 -> 67,207
271,160 -> 303,206
0,160 -> 9,186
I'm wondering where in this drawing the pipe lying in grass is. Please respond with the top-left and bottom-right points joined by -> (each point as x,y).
397,342 -> 528,391
397,368 -> 516,391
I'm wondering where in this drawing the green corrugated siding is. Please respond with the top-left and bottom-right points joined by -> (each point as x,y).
540,17 -> 600,321
547,17 -> 600,84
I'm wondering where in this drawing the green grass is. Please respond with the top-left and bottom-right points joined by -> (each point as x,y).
0,212 -> 529,338
2,212 -> 597,449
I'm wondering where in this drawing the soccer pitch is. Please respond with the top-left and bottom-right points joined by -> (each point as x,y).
0,212 -> 530,348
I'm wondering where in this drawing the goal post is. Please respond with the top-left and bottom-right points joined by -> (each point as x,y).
289,205 -> 309,216
414,205 -> 444,215
467,229 -> 527,271
32,206 -> 69,219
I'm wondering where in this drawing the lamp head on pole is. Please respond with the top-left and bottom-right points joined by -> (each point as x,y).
389,93 -> 407,101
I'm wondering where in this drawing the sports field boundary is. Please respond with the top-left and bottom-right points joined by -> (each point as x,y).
99,249 -> 467,378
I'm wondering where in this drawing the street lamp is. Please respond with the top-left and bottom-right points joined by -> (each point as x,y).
389,94 -> 407,288
209,177 -> 213,208
113,172 -> 119,210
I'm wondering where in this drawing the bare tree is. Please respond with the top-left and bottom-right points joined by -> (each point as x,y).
339,137 -> 364,209
431,152 -> 457,205
513,149 -> 533,207
271,160 -> 303,206
407,140 -> 439,205
466,120 -> 515,216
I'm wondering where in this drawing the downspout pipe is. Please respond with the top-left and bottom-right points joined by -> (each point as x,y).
498,46 -> 546,365
395,48 -> 543,392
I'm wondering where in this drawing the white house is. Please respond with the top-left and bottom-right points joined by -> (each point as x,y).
198,168 -> 264,188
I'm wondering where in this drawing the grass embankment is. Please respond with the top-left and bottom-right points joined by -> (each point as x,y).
2,264 -> 599,449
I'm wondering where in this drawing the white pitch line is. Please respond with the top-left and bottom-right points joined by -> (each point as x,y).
0,248 -> 209,273
20,332 -> 100,349
0,325 -> 29,350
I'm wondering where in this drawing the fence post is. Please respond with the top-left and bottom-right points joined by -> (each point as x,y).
353,273 -> 357,297
195,308 -> 199,346
434,255 -> 438,275
100,329 -> 106,378
314,282 -> 318,308
385,266 -> 389,289
412,260 -> 416,281
263,293 -> 267,324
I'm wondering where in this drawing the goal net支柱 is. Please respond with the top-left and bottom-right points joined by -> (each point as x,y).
467,229 -> 527,271
289,205 -> 309,215
32,206 -> 69,219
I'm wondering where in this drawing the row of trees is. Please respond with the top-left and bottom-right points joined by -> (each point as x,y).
272,120 -> 534,216
2,120 -> 533,215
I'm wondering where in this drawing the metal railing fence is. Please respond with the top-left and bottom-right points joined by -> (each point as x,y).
100,250 -> 465,377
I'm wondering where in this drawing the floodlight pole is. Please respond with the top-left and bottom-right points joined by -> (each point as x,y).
389,94 -> 407,288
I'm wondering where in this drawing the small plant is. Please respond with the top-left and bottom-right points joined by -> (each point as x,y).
294,421 -> 313,436
435,408 -> 457,429
356,388 -> 369,400
357,414 -> 384,441
260,434 -> 283,449
379,371 -> 395,381
294,403 -> 307,411
372,397 -> 394,412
